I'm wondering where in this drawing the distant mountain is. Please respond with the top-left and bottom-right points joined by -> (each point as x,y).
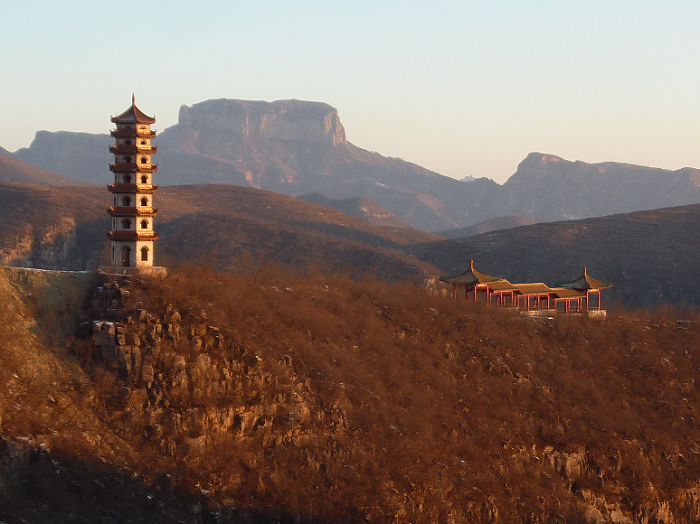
297,193 -> 409,228
10,99 -> 700,232
8,99 -> 503,232
0,183 -> 438,279
407,203 -> 700,307
13,131 -> 111,184
434,216 -> 536,239
0,152 -> 83,186
500,153 -> 700,221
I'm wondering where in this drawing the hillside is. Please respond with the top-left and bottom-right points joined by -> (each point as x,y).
0,183 -> 439,279
10,98 -> 700,232
3,266 -> 700,523
407,203 -> 700,307
298,193 -> 410,228
434,215 -> 536,239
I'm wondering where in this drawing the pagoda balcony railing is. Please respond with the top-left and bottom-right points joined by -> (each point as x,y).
109,144 -> 157,154
107,206 -> 159,217
107,183 -> 159,194
110,128 -> 157,139
109,162 -> 158,173
107,230 -> 160,241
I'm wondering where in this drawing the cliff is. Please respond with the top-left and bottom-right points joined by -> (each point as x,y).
178,99 -> 347,147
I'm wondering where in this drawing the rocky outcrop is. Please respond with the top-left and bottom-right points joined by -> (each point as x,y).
86,275 -> 349,464
178,99 -> 347,147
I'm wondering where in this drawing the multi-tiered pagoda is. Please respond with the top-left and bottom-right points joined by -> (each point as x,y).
107,96 -> 159,268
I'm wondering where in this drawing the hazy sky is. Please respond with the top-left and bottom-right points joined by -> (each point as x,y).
1,1 -> 698,183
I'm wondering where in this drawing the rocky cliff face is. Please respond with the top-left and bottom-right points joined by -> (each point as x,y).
178,99 -> 347,147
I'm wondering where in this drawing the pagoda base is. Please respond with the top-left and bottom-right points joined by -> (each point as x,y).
98,266 -> 168,279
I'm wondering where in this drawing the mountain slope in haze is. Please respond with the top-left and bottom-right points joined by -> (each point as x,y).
434,215 -> 537,239
0,152 -> 84,186
12,130 -> 112,184
502,153 -> 700,221
407,203 -> 700,307
0,183 -> 439,279
7,99 -> 504,232
10,99 -> 700,232
298,192 -> 410,227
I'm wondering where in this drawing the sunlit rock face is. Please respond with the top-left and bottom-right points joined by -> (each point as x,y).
178,99 -> 347,147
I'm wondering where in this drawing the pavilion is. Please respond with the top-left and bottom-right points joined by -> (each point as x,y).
440,261 -> 612,316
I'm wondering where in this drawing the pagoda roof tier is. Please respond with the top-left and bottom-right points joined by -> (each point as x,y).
440,260 -> 505,286
107,230 -> 160,241
109,162 -> 158,174
107,206 -> 159,217
107,183 -> 159,194
110,128 -> 157,139
556,267 -> 612,291
111,97 -> 156,124
109,144 -> 157,155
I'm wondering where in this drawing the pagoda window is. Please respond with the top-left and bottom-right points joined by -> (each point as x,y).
122,196 -> 131,206
140,197 -> 148,206
125,156 -> 132,163
124,175 -> 132,184
125,140 -> 132,145
140,140 -> 146,145
140,157 -> 147,164
121,218 -> 132,229
141,247 -> 149,262
141,175 -> 148,184
141,220 -> 148,229
113,196 -> 117,205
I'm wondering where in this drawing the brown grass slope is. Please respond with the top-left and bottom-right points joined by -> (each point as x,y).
5,266 -> 700,522
0,183 -> 438,278
406,203 -> 700,307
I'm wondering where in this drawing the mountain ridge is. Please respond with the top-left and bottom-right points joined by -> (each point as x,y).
7,98 -> 700,232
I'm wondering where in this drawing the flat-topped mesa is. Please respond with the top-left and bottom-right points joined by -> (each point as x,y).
106,96 -> 160,268
178,98 -> 348,147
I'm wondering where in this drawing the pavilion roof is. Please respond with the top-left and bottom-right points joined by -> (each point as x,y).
440,260 -> 504,286
111,95 -> 156,124
488,280 -> 519,292
556,267 -> 612,291
513,283 -> 553,295
550,287 -> 587,299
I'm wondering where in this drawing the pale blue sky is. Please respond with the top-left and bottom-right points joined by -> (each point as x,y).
1,1 -> 698,183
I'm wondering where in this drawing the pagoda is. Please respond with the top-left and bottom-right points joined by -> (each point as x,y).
106,95 -> 159,268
